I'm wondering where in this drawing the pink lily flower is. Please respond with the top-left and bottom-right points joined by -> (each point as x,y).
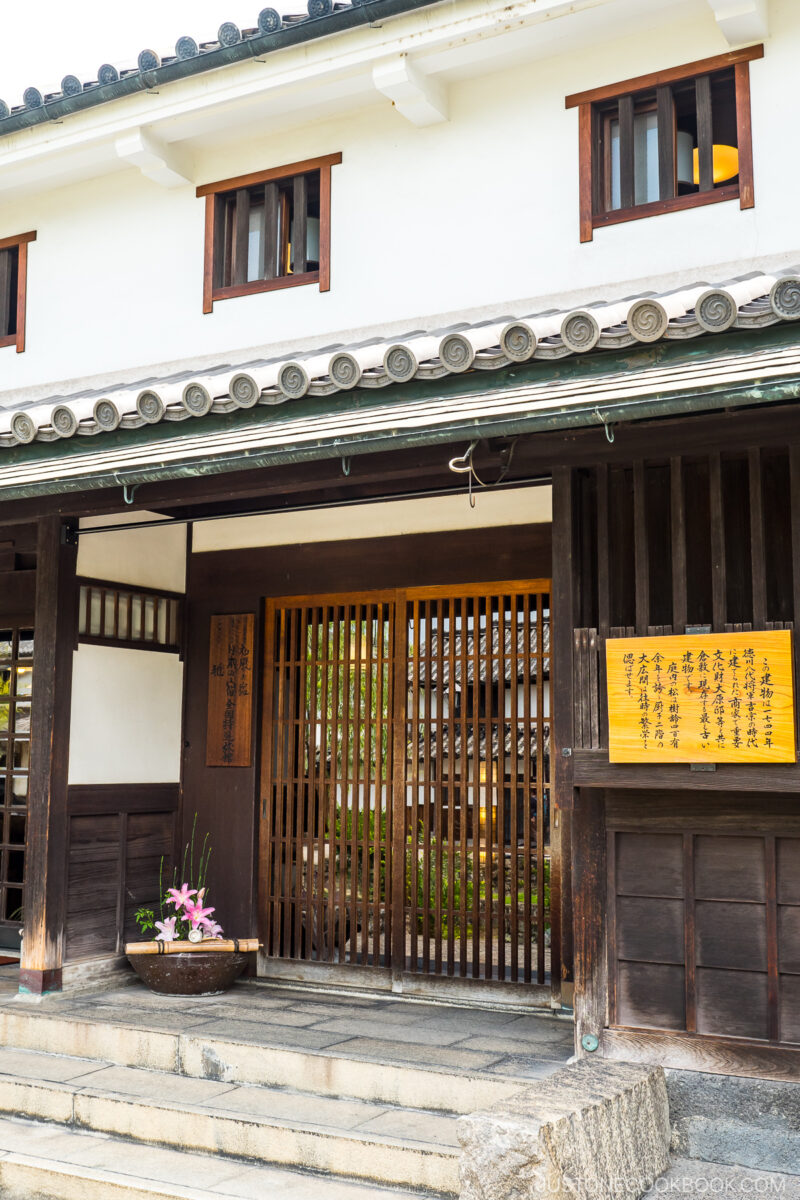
166,883 -> 197,910
155,917 -> 177,942
201,919 -> 224,940
184,899 -> 215,929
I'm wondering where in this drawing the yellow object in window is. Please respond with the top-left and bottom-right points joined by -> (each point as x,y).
692,144 -> 739,185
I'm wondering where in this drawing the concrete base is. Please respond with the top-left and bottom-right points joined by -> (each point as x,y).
458,1060 -> 671,1200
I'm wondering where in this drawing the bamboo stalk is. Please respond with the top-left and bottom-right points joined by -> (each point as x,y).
125,938 -> 260,956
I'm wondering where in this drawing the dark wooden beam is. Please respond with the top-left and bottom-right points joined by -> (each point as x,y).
618,95 -> 635,211
572,788 -> 607,1056
19,517 -> 78,995
552,466 -> 579,996
670,456 -> 688,632
573,747 -> 800,792
292,174 -> 308,275
8,399 -> 800,529
657,85 -> 676,201
232,188 -> 251,287
695,74 -> 714,194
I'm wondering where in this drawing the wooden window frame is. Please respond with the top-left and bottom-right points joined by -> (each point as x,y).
196,153 -> 342,314
0,231 -> 36,353
565,46 -> 762,242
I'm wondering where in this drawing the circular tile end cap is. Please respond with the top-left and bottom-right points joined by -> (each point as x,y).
500,321 -> 537,362
439,333 -> 475,373
771,276 -> 800,321
383,344 -> 418,383
182,382 -> 213,417
10,412 -> 36,444
561,310 -> 601,354
627,298 -> 669,343
278,362 -> 310,399
136,389 -> 166,424
695,288 -> 737,333
229,373 -> 261,408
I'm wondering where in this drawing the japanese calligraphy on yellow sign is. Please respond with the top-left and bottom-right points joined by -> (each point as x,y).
606,631 -> 796,763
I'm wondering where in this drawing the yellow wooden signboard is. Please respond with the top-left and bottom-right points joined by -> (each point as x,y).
606,630 -> 796,764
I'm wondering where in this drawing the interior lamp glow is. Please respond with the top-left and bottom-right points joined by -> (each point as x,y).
692,144 -> 739,185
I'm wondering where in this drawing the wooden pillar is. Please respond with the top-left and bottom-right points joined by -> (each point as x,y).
552,467 -> 578,1006
572,787 -> 607,1055
19,517 -> 77,995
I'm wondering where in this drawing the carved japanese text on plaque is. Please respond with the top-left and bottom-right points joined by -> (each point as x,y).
606,630 -> 796,764
206,613 -> 254,767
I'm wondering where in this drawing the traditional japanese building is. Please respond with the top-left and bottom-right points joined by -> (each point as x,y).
0,0 -> 797,1112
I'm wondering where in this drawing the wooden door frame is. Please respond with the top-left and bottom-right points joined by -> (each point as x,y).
257,578 -> 557,1002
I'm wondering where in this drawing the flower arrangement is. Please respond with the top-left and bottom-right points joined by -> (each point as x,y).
134,818 -> 224,945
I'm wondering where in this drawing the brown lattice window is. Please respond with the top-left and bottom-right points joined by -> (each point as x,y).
566,47 -> 762,241
77,579 -> 182,653
0,231 -> 36,354
197,153 -> 341,313
0,626 -> 33,943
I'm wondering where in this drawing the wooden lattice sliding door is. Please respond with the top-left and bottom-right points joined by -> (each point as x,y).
260,596 -> 395,968
0,625 -> 33,952
259,581 -> 552,988
403,584 -> 551,984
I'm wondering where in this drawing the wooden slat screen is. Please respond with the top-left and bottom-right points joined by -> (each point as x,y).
77,579 -> 182,652
0,625 -> 33,942
260,581 -> 552,987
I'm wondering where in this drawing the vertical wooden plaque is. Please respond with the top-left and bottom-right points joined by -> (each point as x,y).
206,613 -> 255,767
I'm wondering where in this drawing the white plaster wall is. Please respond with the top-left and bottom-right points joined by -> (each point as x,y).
0,1 -> 795,396
77,511 -> 187,593
193,485 -> 552,552
68,644 -> 183,785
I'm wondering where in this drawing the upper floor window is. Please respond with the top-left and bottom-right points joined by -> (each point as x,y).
0,231 -> 36,353
197,153 -> 341,313
565,47 -> 762,242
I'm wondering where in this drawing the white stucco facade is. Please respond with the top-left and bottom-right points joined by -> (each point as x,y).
0,0 -> 793,403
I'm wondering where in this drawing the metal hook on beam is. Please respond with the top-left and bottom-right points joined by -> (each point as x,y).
594,407 -> 615,444
122,483 -> 139,505
341,456 -> 351,476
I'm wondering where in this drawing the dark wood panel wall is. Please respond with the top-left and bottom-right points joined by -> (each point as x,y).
554,441 -> 800,1078
182,524 -> 553,942
0,521 -> 37,623
64,785 -> 178,963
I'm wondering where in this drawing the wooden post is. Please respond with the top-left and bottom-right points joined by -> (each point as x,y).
19,517 -> 77,995
572,787 -> 607,1054
552,467 -> 578,1006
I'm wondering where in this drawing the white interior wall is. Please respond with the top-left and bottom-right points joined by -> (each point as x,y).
77,511 -> 187,592
192,484 -> 552,552
70,514 -> 187,786
68,645 -> 183,785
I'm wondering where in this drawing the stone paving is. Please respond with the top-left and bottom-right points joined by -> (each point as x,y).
6,976 -> 575,1082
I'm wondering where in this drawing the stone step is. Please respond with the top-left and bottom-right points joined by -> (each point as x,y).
666,1068 -> 800,1177
0,1114 -> 439,1200
646,1157 -> 800,1198
0,1046 -> 460,1193
0,1002 -> 534,1113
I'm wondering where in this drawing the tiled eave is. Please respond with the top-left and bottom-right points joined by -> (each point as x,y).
2,324 -> 800,503
0,0 -> 443,137
2,269 -> 800,450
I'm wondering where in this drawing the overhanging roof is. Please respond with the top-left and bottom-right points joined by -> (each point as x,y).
2,323 -> 800,503
0,0 -> 444,138
2,268 -> 799,450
